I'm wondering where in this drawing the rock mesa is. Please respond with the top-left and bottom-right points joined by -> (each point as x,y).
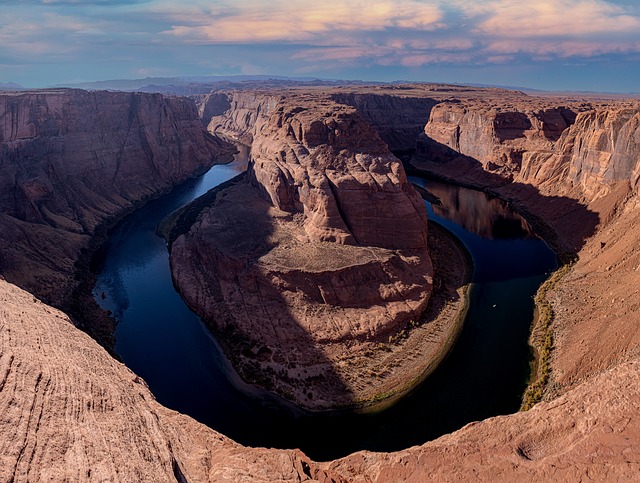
169,95 -> 436,409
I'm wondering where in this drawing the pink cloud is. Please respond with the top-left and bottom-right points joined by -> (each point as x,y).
473,0 -> 640,38
398,52 -> 473,66
162,0 -> 444,43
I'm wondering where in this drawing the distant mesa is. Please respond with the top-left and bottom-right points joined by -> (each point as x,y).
0,82 -> 25,91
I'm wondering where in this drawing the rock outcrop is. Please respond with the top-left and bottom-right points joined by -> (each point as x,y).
168,94 -> 445,410
2,275 -> 639,481
420,98 -> 580,177
330,356 -> 640,482
0,89 -> 232,312
0,278 -> 338,483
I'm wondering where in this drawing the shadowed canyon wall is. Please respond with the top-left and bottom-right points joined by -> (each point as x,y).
0,89 -> 231,313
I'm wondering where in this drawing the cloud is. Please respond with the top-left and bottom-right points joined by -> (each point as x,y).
0,0 -> 150,5
161,0 -> 444,43
397,52 -> 474,66
2,0 -> 640,87
473,0 -> 640,37
491,39 -> 640,58
155,0 -> 640,65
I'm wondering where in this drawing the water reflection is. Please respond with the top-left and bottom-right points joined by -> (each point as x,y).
419,178 -> 535,240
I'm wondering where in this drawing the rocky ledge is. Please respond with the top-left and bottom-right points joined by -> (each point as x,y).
166,95 -> 470,410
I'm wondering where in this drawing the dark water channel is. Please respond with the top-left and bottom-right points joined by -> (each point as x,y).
93,149 -> 557,461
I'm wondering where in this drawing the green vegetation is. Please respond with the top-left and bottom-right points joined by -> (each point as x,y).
520,259 -> 575,411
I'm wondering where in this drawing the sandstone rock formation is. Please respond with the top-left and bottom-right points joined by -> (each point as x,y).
0,278 -> 338,483
329,357 -> 640,482
413,94 -> 640,404
2,83 -> 640,481
0,89 -> 232,343
420,98 -> 580,178
168,95 -> 447,409
2,275 -> 639,481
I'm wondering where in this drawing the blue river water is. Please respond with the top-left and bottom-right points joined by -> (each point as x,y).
94,150 -> 557,461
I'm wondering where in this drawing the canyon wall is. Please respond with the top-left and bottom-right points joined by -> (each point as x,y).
329,93 -> 437,151
0,89 -> 232,309
195,90 -> 281,145
419,99 -> 579,179
417,96 -> 640,201
169,93 -> 441,409
414,96 -> 640,401
248,98 -> 429,249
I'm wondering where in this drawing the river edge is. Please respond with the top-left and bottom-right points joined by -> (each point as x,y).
349,221 -> 474,413
407,157 -> 565,411
159,174 -> 474,413
65,149 -> 237,354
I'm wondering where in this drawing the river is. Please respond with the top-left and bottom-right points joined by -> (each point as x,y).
93,148 -> 557,461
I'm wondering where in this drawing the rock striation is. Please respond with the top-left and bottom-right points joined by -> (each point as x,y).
0,89 -> 232,313
168,94 -> 442,409
0,278 -> 338,483
420,98 -> 580,178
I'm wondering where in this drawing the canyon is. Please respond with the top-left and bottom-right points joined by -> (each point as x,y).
1,84 -> 640,480
166,92 -> 469,409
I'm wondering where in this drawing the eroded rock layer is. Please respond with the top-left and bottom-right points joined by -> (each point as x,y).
0,89 -> 231,310
170,95 -> 436,409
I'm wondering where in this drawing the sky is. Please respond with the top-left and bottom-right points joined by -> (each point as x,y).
1,0 -> 639,92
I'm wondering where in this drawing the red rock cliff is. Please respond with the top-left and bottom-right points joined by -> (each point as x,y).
0,89 -> 232,307
249,99 -> 429,250
415,96 -> 640,404
421,98 -> 579,177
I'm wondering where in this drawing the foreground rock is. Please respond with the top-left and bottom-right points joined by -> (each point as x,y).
0,279 -> 337,482
2,276 -> 639,481
0,89 -> 232,343
169,96 -> 446,409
